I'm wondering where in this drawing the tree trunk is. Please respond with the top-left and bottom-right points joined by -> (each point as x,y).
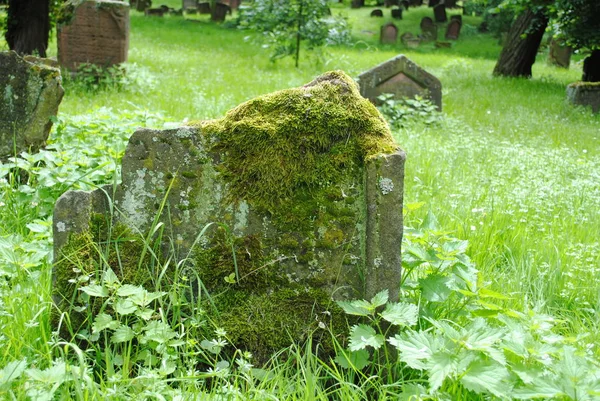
493,9 -> 548,78
5,0 -> 50,58
583,50 -> 600,82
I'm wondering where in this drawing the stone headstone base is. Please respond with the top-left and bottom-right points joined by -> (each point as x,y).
567,82 -> 600,114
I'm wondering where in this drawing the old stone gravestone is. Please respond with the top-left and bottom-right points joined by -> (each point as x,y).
444,0 -> 457,8
211,2 -> 231,21
420,16 -> 437,41
445,19 -> 461,39
450,14 -> 461,23
0,51 -> 64,161
57,0 -> 129,71
52,71 -> 406,362
567,84 -> 600,113
197,2 -> 210,13
358,55 -> 442,110
384,0 -> 399,6
182,0 -> 197,9
351,0 -> 364,8
548,38 -> 572,69
371,9 -> 384,17
409,0 -> 423,5
428,0 -> 439,7
391,7 -> 403,19
401,31 -> 420,48
401,0 -> 409,9
380,23 -> 398,43
434,4 -> 447,22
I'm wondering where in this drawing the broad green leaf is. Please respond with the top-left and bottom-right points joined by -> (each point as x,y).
26,361 -> 67,384
201,339 -> 223,355
114,298 -> 137,315
370,290 -> 389,308
136,307 -> 154,320
421,210 -> 439,230
379,302 -> 418,327
512,378 -> 565,399
349,324 -> 384,351
390,330 -> 438,370
479,287 -> 511,300
102,268 -> 119,286
441,239 -> 468,254
334,349 -> 370,370
142,321 -> 176,343
116,284 -> 145,297
427,352 -> 457,392
92,313 -> 119,333
129,290 -> 166,307
336,300 -> 372,317
111,325 -> 135,343
398,384 -> 429,401
0,359 -> 27,386
80,284 -> 109,297
460,360 -> 510,399
419,274 -> 451,302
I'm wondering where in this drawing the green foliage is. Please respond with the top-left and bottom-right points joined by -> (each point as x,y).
237,0 -> 351,66
64,62 -> 157,94
377,93 -> 443,129
550,0 -> 600,51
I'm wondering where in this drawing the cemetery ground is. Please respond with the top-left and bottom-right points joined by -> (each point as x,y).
1,3 -> 600,399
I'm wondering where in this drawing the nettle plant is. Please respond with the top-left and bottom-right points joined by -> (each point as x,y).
377,93 -> 443,129
336,212 -> 600,400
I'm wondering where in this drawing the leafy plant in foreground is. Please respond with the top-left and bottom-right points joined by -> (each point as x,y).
377,94 -> 443,130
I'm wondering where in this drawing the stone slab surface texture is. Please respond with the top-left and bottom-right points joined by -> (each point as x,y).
380,23 -> 398,43
567,83 -> 600,113
0,51 -> 64,161
358,54 -> 442,110
53,71 -> 406,357
445,19 -> 461,39
58,0 -> 130,71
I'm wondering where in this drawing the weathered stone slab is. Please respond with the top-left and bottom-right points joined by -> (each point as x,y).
445,19 -> 461,40
380,22 -> 398,43
548,38 -> 572,69
567,83 -> 600,113
57,0 -> 129,71
434,4 -> 447,22
53,71 -> 405,361
0,51 -> 64,161
420,16 -> 437,41
358,55 -> 442,110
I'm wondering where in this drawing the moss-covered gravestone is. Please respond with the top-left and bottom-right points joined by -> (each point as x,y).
53,71 -> 405,360
0,51 -> 64,161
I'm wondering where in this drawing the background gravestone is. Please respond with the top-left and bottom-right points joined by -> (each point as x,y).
409,0 -> 423,5
358,54 -> 442,110
380,23 -> 398,43
548,39 -> 572,69
53,71 -> 406,361
391,7 -> 403,19
428,0 -> 439,7
351,0 -> 364,8
444,0 -> 457,8
58,0 -> 130,71
567,84 -> 600,113
420,16 -> 437,41
0,51 -> 64,161
371,9 -> 384,17
433,4 -> 447,22
445,19 -> 461,40
197,2 -> 211,13
450,14 -> 462,23
384,0 -> 399,6
182,0 -> 197,9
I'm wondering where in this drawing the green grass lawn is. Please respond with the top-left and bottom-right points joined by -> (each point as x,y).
1,3 -> 600,399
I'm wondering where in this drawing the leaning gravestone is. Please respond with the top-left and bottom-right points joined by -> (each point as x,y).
380,23 -> 398,43
57,0 -> 129,71
0,51 -> 64,161
53,71 -> 406,362
548,38 -> 572,69
433,4 -> 447,22
358,55 -> 442,110
445,18 -> 461,39
420,16 -> 437,41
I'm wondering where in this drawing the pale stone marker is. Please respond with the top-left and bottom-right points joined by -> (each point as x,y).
358,54 -> 442,110
0,51 -> 64,161
53,71 -> 406,361
57,0 -> 130,71
380,23 -> 399,43
548,38 -> 572,69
